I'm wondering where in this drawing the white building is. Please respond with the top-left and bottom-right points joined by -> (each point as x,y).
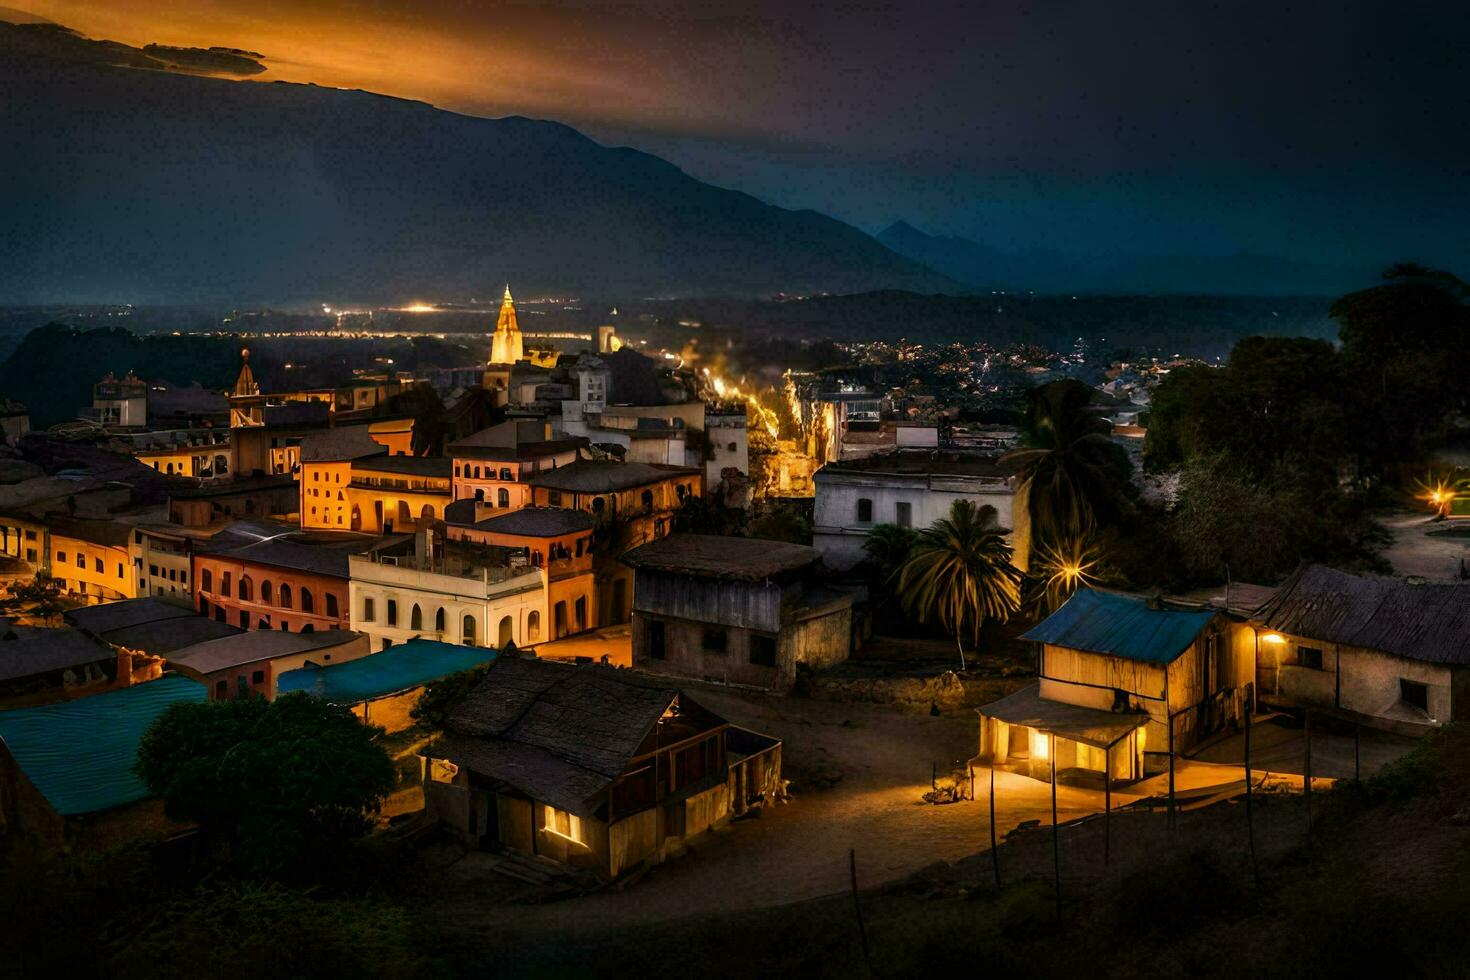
348,532 -> 546,653
130,524 -> 198,608
812,450 -> 1022,572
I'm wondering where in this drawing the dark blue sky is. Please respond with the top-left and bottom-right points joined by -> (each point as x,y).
17,0 -> 1470,272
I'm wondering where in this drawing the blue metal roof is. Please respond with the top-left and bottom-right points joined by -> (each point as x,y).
0,675 -> 207,816
1020,588 -> 1216,665
276,639 -> 495,704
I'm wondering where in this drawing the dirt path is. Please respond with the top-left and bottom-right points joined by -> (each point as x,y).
1379,509 -> 1469,580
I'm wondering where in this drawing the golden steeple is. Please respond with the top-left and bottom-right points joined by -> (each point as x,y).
490,284 -> 523,365
233,347 -> 260,397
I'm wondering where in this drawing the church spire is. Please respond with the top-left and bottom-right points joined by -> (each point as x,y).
490,283 -> 523,365
233,347 -> 259,398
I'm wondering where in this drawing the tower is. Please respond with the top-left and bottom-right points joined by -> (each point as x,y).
489,284 -> 523,366
229,348 -> 264,428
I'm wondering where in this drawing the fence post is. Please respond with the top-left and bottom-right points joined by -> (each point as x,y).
1167,714 -> 1177,832
1245,704 -> 1259,890
1304,709 -> 1313,833
1051,734 -> 1061,923
989,765 -> 1000,886
849,848 -> 871,974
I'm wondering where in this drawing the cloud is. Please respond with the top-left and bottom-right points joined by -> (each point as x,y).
142,44 -> 265,76
0,18 -> 264,76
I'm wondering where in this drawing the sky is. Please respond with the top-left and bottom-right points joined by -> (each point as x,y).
8,0 -> 1469,270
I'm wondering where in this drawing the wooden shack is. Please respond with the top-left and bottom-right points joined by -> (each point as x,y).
423,657 -> 782,880
622,533 -> 853,690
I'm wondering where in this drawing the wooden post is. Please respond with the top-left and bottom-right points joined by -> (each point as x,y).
1244,705 -> 1258,890
1051,734 -> 1061,923
1103,743 -> 1111,868
1304,709 -> 1313,832
969,763 -> 975,801
1167,714 -> 1176,831
849,848 -> 871,973
989,765 -> 1000,886
1354,721 -> 1361,783
932,761 -> 937,791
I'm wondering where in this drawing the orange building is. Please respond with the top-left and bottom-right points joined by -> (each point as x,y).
192,520 -> 393,633
449,420 -> 586,513
526,460 -> 702,624
448,506 -> 598,640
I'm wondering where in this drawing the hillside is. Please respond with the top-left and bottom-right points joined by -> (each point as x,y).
0,32 -> 954,304
877,220 -> 1373,296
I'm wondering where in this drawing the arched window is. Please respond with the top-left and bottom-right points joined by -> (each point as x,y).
527,610 -> 540,642
499,467 -> 512,481
386,599 -> 397,626
434,607 -> 446,632
201,569 -> 212,593
410,604 -> 423,631
474,488 -> 485,502
279,584 -> 292,609
497,488 -> 510,508
261,580 -> 273,604
473,466 -> 482,479
221,572 -> 232,597
574,596 -> 587,632
591,497 -> 605,514
498,616 -> 513,647
239,575 -> 253,601
462,615 -> 477,646
325,593 -> 338,617
640,490 -> 654,511
301,588 -> 315,614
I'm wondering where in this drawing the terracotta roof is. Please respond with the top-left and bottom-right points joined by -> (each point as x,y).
1256,564 -> 1470,665
469,507 -> 594,538
621,533 -> 821,581
528,459 -> 696,493
299,426 -> 385,463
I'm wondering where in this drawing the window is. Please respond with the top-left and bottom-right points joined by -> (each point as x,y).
76,554 -> 84,568
239,576 -> 253,601
543,804 -> 583,843
239,611 -> 249,628
221,572 -> 232,597
214,680 -> 227,699
703,627 -> 728,654
574,596 -> 587,631
527,610 -> 540,642
362,596 -> 375,622
57,551 -> 67,563
94,557 -> 102,573
410,604 -> 422,631
261,581 -> 272,604
640,490 -> 654,511
326,593 -> 338,617
497,488 -> 510,508
499,467 -> 513,481
435,607 -> 446,632
386,599 -> 397,626
1298,646 -> 1324,671
252,670 -> 265,685
280,584 -> 292,608
647,620 -> 666,660
116,563 -> 123,578
750,634 -> 777,667
462,614 -> 477,646
202,569 -> 212,593
895,501 -> 912,528
300,588 -> 315,614
548,490 -> 562,506
1401,679 -> 1429,713
857,498 -> 873,523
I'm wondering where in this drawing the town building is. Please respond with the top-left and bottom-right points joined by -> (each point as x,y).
167,627 -> 370,701
447,505 -> 598,641
192,520 -> 395,633
130,523 -> 203,606
528,459 -> 702,623
1252,564 -> 1470,735
0,675 -> 205,851
423,657 -> 783,881
47,515 -> 139,603
167,473 -> 299,527
978,588 -> 1253,785
278,637 -> 494,732
0,625 -> 149,708
449,420 -> 587,510
87,371 -> 148,427
623,533 -> 853,690
348,530 -> 550,652
299,427 -> 453,533
812,450 -> 1024,572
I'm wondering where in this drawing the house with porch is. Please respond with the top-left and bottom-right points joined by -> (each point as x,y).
1251,564 -> 1470,735
978,588 -> 1253,785
423,657 -> 782,881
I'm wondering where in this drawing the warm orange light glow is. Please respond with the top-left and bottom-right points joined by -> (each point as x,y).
1261,632 -> 1286,644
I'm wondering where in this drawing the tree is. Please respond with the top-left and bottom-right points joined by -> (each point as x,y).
895,499 -> 1021,669
862,522 -> 917,584
1003,379 -> 1134,551
135,693 -> 396,875
412,663 -> 494,729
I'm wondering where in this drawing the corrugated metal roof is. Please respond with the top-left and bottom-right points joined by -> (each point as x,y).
0,675 -> 206,816
276,638 -> 494,703
1021,588 -> 1216,665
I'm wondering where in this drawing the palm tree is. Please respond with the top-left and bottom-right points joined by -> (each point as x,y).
896,500 -> 1021,670
862,522 -> 917,582
1003,379 -> 1133,557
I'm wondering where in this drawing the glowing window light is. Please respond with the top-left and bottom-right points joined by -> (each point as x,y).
1030,728 -> 1050,760
1261,632 -> 1286,644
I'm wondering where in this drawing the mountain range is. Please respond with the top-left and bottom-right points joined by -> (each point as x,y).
876,221 -> 1372,296
0,21 -> 954,304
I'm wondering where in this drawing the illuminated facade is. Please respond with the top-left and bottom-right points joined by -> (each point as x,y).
489,284 -> 524,366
